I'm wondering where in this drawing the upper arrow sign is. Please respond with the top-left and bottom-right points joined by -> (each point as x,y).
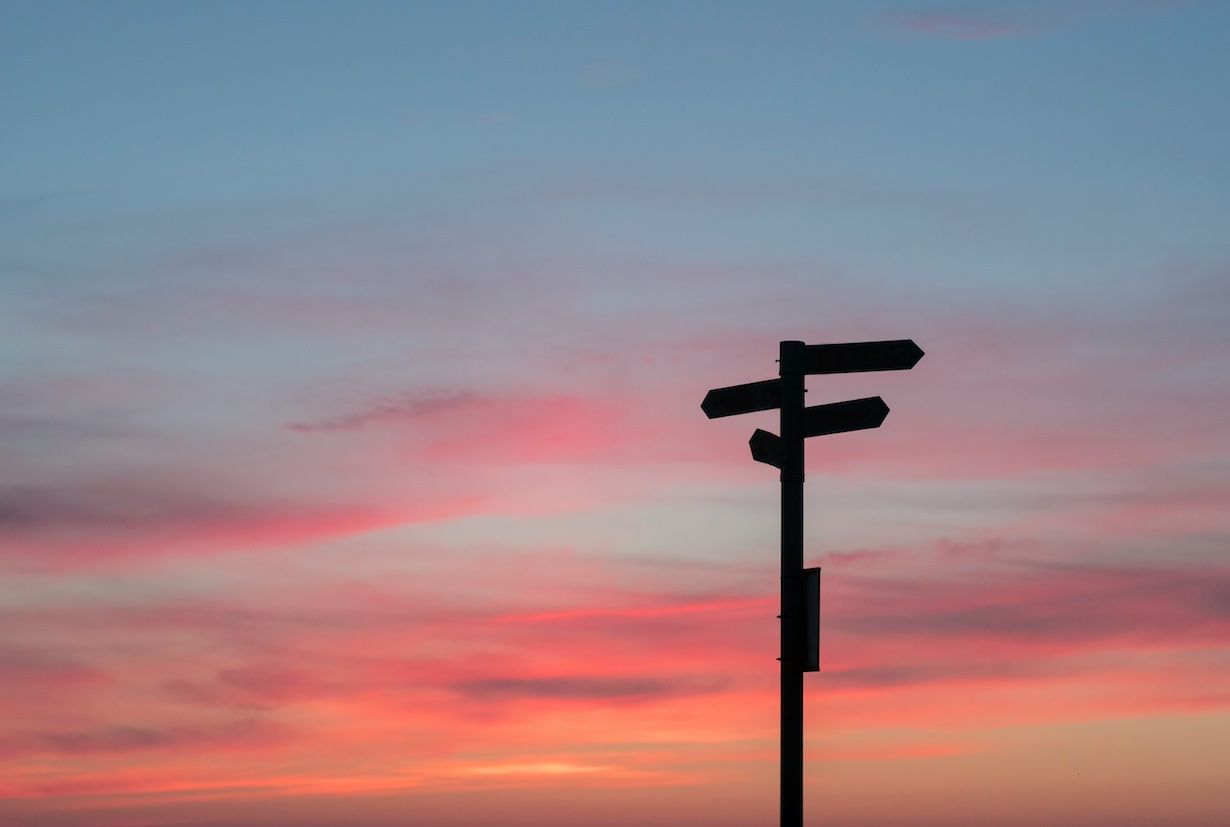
803,340 -> 923,375
701,378 -> 781,419
802,396 -> 889,437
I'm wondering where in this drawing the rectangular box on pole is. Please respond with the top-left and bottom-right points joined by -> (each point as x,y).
803,567 -> 821,673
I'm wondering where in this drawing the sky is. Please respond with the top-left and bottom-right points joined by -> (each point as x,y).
2,1 -> 1228,825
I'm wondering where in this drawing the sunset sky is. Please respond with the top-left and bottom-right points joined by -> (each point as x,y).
2,2 -> 1229,826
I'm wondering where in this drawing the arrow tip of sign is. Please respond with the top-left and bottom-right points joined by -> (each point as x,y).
871,396 -> 890,423
700,391 -> 719,419
905,340 -> 925,366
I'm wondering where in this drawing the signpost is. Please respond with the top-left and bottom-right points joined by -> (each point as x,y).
701,339 -> 923,827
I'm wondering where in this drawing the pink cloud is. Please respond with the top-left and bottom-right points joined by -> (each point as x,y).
422,394 -> 630,465
884,9 -> 1031,40
0,646 -> 108,719
19,719 -> 290,757
0,479 -> 457,570
831,560 -> 1230,653
2,546 -> 1227,815
10,550 -> 1225,718
880,1 -> 1194,42
288,388 -> 645,466
285,389 -> 484,433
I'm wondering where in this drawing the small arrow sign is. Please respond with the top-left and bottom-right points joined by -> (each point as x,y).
803,340 -> 923,375
701,378 -> 781,419
749,428 -> 782,468
802,396 -> 889,437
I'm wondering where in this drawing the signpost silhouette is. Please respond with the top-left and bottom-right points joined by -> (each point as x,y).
701,338 -> 923,827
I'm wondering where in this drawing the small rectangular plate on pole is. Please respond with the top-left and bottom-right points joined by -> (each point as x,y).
803,567 -> 820,672
701,378 -> 782,419
802,396 -> 889,437
803,340 -> 924,375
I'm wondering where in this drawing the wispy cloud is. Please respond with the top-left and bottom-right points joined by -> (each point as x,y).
285,389 -> 483,433
27,719 -> 288,756
2,542 -> 1227,811
880,1 -> 1198,41
452,675 -> 729,702
835,559 -> 1230,649
882,9 -> 1031,41
0,479 -> 398,568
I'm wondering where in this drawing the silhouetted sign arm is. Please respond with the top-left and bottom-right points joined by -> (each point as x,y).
701,378 -> 782,419
802,340 -> 923,374
800,396 -> 889,437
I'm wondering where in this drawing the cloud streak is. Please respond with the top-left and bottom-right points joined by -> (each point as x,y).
452,675 -> 730,702
285,389 -> 484,433
27,719 -> 288,756
880,1 -> 1195,41
883,9 -> 1031,40
2,544 -> 1228,816
0,479 -> 400,568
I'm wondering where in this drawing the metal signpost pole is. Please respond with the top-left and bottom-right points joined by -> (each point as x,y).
779,340 -> 805,827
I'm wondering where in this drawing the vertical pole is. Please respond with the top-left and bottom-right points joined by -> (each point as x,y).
779,340 -> 805,827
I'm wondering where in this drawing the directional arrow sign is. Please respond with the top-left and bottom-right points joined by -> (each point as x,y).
802,396 -> 889,437
749,428 -> 782,468
803,339 -> 923,375
701,378 -> 781,419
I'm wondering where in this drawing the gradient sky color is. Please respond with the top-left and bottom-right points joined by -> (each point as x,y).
2,2 -> 1229,826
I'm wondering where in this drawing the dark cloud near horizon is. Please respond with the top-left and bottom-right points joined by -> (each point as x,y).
25,719 -> 287,756
0,480 -> 275,534
452,675 -> 730,702
0,478 -> 383,569
837,561 -> 1230,647
285,388 -> 484,433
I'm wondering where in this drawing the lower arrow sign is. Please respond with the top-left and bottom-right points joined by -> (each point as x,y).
751,398 -> 887,466
802,396 -> 889,437
749,428 -> 782,468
